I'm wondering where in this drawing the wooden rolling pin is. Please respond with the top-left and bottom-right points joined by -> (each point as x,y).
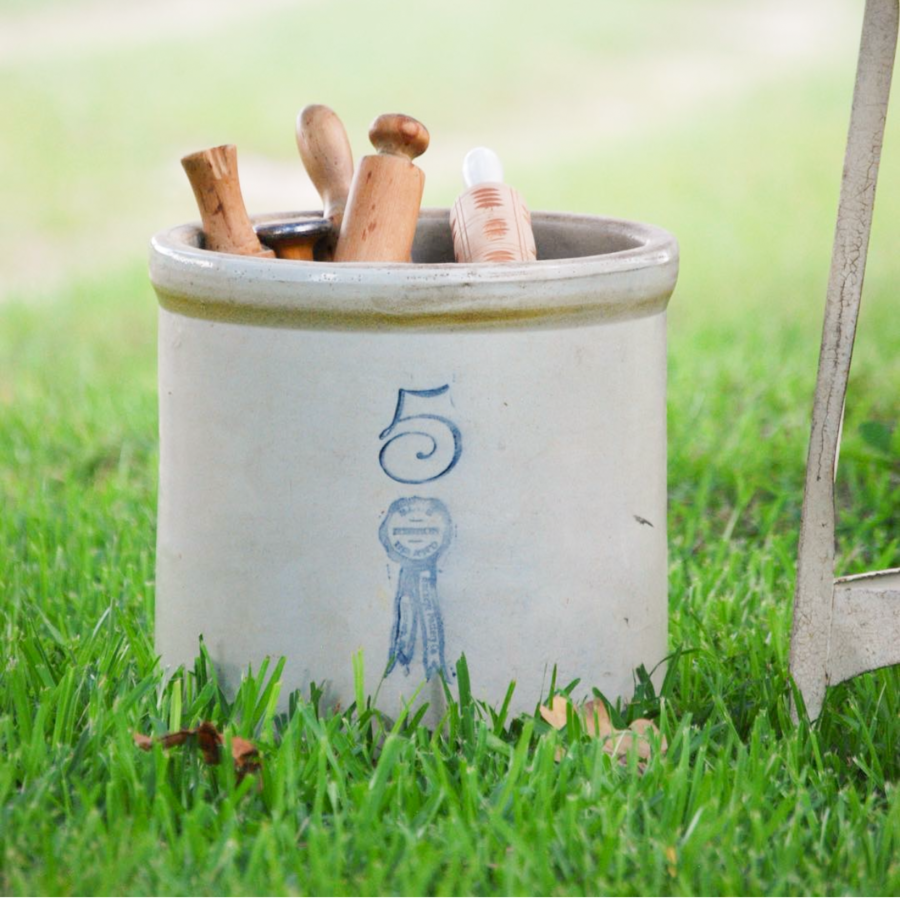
295,104 -> 354,259
449,147 -> 536,263
334,113 -> 429,262
180,144 -> 275,258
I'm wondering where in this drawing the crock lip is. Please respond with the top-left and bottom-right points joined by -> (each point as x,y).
149,208 -> 679,330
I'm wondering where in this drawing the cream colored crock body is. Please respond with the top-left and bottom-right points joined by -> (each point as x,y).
150,210 -> 678,718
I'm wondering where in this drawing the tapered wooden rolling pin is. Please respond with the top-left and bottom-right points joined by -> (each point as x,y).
296,104 -> 354,259
180,144 -> 275,258
334,113 -> 429,262
449,147 -> 536,263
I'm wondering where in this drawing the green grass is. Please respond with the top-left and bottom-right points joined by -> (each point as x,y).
2,0 -> 900,894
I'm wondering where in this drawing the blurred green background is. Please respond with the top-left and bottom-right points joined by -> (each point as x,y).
1,0 -> 894,321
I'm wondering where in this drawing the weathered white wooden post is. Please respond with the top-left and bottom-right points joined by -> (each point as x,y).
790,0 -> 899,720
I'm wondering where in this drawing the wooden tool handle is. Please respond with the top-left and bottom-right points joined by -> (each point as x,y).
181,145 -> 274,257
255,218 -> 333,260
369,113 -> 429,159
450,183 -> 536,263
334,114 -> 429,263
295,105 -> 354,228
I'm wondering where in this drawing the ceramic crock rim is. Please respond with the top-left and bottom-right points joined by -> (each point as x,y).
149,208 -> 679,330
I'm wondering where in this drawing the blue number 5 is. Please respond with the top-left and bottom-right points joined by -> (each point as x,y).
379,385 -> 462,484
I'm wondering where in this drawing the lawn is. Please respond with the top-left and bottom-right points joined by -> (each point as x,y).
2,0 -> 900,894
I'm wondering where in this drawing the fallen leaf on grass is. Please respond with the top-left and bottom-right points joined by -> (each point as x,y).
539,696 -> 666,767
539,695 -> 569,730
194,721 -> 224,764
582,697 -> 612,738
229,735 -> 262,776
133,721 -> 261,777
133,732 -> 154,752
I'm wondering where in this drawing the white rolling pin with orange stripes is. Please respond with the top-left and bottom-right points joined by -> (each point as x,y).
449,147 -> 537,264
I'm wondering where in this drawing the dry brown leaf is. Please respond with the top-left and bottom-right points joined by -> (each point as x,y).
627,718 -> 668,754
582,698 -> 612,738
538,695 -> 569,730
133,732 -> 153,751
135,728 -> 200,751
159,728 -> 200,751
230,735 -> 262,776
538,695 -> 666,767
133,721 -> 261,778
195,721 -> 224,765
603,719 -> 666,762
609,730 -> 658,761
